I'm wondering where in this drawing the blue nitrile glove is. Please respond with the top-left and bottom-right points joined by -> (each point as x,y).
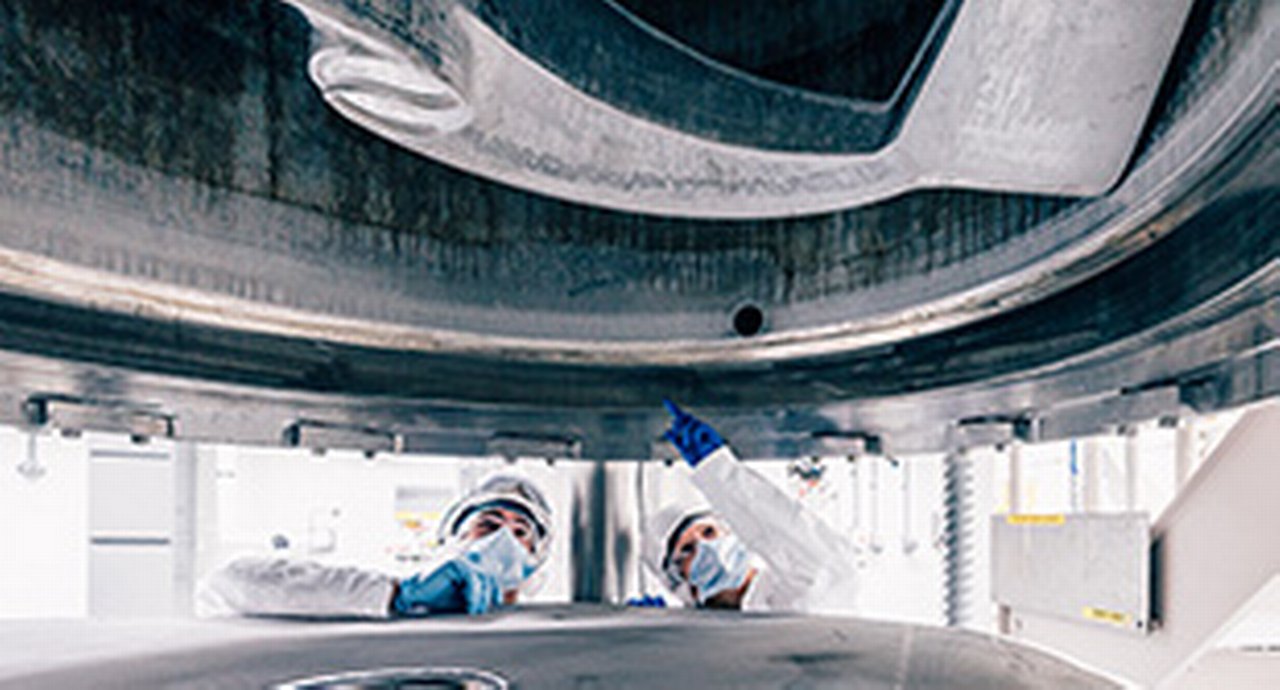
393,558 -> 503,616
626,594 -> 667,608
663,399 -> 725,467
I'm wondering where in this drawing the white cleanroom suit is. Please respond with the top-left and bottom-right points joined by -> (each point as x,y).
648,446 -> 861,614
197,472 -> 551,618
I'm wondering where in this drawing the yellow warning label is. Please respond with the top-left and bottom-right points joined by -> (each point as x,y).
1005,514 -> 1066,526
394,510 -> 443,530
1083,607 -> 1132,626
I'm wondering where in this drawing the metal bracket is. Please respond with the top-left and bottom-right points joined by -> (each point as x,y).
22,392 -> 175,441
487,431 -> 582,460
1036,384 -> 1188,442
282,418 -> 404,457
809,429 -> 884,457
953,414 -> 1035,448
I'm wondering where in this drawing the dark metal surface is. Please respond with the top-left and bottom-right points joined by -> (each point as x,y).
0,606 -> 1121,689
611,0 -> 947,102
0,0 -> 1275,456
464,0 -> 959,153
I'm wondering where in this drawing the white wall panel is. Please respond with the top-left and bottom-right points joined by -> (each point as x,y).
0,430 -> 89,618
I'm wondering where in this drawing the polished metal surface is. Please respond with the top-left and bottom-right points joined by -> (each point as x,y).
285,0 -> 1191,218
0,1 -> 1270,356
0,605 -> 1121,689
278,666 -> 508,690
0,1 -> 1275,457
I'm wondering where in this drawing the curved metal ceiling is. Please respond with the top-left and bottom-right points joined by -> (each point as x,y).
0,0 -> 1274,457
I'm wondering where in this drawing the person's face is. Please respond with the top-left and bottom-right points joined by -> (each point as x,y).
669,517 -> 729,581
463,505 -> 538,554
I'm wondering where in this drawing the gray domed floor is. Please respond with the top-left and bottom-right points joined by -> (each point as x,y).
0,605 -> 1118,689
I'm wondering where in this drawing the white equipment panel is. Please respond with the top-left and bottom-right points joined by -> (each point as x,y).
992,512 -> 1150,635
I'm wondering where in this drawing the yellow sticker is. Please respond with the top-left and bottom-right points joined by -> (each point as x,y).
1083,607 -> 1132,626
394,510 -> 443,527
1005,514 -> 1066,526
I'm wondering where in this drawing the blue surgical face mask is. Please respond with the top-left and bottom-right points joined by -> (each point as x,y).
463,527 -> 537,591
688,534 -> 750,604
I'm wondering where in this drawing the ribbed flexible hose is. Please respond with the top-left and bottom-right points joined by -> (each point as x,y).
942,449 -> 977,627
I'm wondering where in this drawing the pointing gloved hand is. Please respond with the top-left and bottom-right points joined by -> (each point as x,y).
626,594 -> 667,608
393,558 -> 503,616
663,399 -> 725,467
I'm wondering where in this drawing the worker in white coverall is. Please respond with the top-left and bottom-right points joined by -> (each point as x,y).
632,400 -> 860,613
197,474 -> 552,618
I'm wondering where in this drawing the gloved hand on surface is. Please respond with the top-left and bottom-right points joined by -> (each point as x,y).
393,558 -> 503,616
626,594 -> 667,608
663,399 -> 725,467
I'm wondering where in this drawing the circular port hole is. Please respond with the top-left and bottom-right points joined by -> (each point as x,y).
277,667 -> 507,690
732,304 -> 766,338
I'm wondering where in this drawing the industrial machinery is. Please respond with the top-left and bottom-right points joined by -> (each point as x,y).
0,0 -> 1276,687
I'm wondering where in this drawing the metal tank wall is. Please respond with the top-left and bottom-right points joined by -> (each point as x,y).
0,0 -> 1273,460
